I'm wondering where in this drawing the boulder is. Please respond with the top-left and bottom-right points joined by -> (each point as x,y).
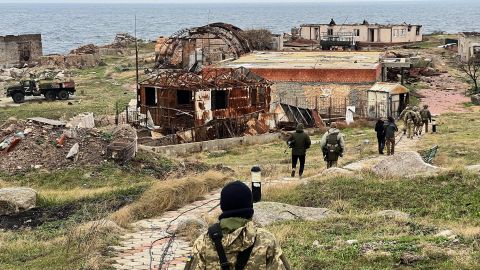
322,167 -> 354,177
471,94 -> 480,106
435,229 -> 456,239
253,201 -> 338,226
371,151 -> 440,177
0,187 -> 37,215
373,210 -> 410,219
466,164 -> 480,174
343,156 -> 385,171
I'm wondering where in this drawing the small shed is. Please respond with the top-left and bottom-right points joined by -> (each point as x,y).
367,82 -> 409,118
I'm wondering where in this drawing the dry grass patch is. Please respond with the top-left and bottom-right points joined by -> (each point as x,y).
111,170 -> 231,226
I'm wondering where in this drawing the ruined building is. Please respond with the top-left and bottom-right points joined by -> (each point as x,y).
0,34 -> 43,68
138,67 -> 272,143
155,23 -> 252,71
298,20 -> 422,49
458,32 -> 480,62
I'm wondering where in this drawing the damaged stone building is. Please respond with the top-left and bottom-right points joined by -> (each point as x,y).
298,19 -> 422,49
138,67 -> 272,143
155,23 -> 252,71
0,34 -> 43,68
458,32 -> 480,62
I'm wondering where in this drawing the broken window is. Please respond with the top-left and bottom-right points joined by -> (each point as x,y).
354,29 -> 360,37
211,90 -> 228,110
393,30 -> 399,37
145,87 -> 157,106
176,90 -> 192,105
258,88 -> 266,105
416,27 -> 421,36
250,88 -> 258,106
400,29 -> 406,37
327,28 -> 333,36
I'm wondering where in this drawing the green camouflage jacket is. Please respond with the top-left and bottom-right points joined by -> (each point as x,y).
186,218 -> 287,270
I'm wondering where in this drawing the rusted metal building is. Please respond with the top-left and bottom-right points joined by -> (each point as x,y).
138,67 -> 272,142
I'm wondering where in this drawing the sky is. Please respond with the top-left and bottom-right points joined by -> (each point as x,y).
0,0 -> 441,3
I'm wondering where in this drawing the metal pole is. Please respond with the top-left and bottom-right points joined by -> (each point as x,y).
135,14 -> 140,109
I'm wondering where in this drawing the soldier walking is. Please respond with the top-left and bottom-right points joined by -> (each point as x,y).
287,123 -> 311,178
412,106 -> 423,136
420,105 -> 432,133
320,122 -> 345,168
384,116 -> 398,156
399,105 -> 412,135
374,118 -> 386,155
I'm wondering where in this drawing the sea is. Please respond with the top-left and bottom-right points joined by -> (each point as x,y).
0,1 -> 479,55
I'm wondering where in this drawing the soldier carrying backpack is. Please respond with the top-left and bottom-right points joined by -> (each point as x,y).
320,122 -> 346,168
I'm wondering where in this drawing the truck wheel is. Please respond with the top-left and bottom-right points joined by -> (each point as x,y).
12,92 -> 25,103
45,91 -> 56,101
57,90 -> 69,100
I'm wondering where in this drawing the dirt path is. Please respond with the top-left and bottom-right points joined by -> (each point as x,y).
416,73 -> 471,115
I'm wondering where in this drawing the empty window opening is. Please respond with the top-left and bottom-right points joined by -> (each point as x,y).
212,90 -> 228,110
327,28 -> 334,36
416,27 -> 421,36
354,29 -> 360,37
145,87 -> 157,106
250,88 -> 258,106
177,90 -> 192,105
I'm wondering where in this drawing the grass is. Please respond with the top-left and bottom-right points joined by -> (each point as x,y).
269,216 -> 480,270
199,124 -> 378,180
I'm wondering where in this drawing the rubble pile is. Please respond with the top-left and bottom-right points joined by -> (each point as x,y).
69,44 -> 99,55
0,117 -> 116,174
0,67 -> 72,83
111,33 -> 139,48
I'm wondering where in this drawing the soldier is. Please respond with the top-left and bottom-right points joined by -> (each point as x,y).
384,116 -> 398,155
185,181 -> 290,270
412,106 -> 423,136
420,105 -> 432,133
287,123 -> 311,178
374,118 -> 386,154
402,107 -> 417,139
320,122 -> 345,168
399,105 -> 412,135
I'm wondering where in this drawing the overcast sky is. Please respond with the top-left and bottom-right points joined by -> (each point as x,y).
0,0 -> 443,3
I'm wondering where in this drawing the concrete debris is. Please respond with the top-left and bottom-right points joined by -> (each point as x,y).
321,167 -> 354,176
0,187 -> 37,216
66,112 -> 95,129
0,119 -> 112,174
111,33 -> 138,48
106,124 -> 138,162
66,143 -> 80,160
371,151 -> 440,177
253,201 -> 338,226
465,164 -> 480,173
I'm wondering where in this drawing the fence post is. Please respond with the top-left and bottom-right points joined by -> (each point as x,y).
329,97 -> 332,121
125,106 -> 129,124
295,96 -> 298,107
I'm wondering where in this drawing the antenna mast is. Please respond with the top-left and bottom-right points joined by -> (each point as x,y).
135,14 -> 140,108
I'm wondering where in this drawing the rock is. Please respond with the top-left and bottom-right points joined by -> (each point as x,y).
471,94 -> 480,106
9,68 -> 23,78
346,239 -> 359,245
435,229 -> 456,239
253,201 -> 338,226
66,112 -> 95,129
312,240 -> 321,248
0,75 -> 14,82
343,156 -> 385,171
373,210 -> 410,219
0,187 -> 37,215
66,143 -> 79,159
400,253 -> 423,265
371,151 -> 440,177
466,164 -> 480,174
322,167 -> 354,177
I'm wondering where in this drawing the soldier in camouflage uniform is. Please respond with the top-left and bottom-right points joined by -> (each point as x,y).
412,106 -> 423,136
398,105 -> 412,135
185,181 -> 289,270
320,122 -> 346,168
420,105 -> 432,133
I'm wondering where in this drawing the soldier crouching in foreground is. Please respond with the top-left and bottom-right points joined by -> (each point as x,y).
320,122 -> 345,168
185,181 -> 290,270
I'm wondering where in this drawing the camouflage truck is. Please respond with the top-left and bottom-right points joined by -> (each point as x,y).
5,79 -> 76,103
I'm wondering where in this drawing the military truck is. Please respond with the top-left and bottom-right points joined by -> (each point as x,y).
5,80 -> 76,103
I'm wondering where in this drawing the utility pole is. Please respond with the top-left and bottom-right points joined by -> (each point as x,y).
135,14 -> 140,108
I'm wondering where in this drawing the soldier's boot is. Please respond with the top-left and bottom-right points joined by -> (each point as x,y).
291,169 -> 296,177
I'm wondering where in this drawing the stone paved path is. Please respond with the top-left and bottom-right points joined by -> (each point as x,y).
110,191 -> 220,270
